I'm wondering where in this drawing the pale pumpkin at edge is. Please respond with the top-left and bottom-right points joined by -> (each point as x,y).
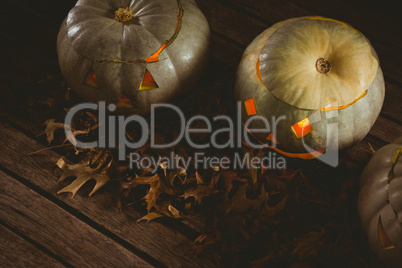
358,137 -> 402,267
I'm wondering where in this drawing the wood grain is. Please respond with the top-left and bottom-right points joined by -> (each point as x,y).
290,0 -> 402,49
0,224 -> 65,268
0,170 -> 152,267
0,122 -> 217,268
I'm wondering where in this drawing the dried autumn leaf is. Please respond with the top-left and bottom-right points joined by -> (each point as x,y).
37,97 -> 56,108
154,201 -> 183,219
368,142 -> 376,154
220,184 -> 268,214
249,148 -> 265,184
192,230 -> 223,257
56,150 -> 112,197
122,174 -> 177,212
291,228 -> 328,260
261,194 -> 289,218
39,119 -> 65,144
180,177 -> 219,204
221,170 -> 248,193
167,166 -> 187,185
168,205 -> 181,218
137,212 -> 163,223
195,171 -> 204,185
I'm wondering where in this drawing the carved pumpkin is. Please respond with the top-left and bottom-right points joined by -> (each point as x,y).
57,0 -> 210,114
358,137 -> 402,267
234,17 -> 385,159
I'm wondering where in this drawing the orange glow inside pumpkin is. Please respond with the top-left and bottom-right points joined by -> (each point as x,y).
84,67 -> 99,88
292,118 -> 313,139
266,133 -> 279,144
319,90 -> 368,111
378,216 -> 395,250
116,96 -> 134,108
145,42 -> 168,63
139,69 -> 159,91
256,58 -> 263,83
242,122 -> 325,160
244,98 -> 257,116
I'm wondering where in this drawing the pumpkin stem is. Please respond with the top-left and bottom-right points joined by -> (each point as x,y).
316,58 -> 331,74
115,8 -> 133,22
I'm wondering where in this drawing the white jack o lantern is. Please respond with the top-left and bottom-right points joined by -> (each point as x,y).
358,137 -> 402,267
57,0 -> 210,114
234,17 -> 385,159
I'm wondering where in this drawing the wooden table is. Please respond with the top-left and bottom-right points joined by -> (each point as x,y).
0,0 -> 401,267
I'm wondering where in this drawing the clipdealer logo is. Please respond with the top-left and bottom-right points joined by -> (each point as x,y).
64,102 -> 339,169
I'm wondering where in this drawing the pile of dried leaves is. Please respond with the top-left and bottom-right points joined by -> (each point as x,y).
31,73 -> 377,267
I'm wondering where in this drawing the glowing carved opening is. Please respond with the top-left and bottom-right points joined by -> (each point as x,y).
116,96 -> 134,109
378,216 -> 395,250
243,122 -> 325,159
244,98 -> 257,116
139,69 -> 159,91
84,67 -> 99,88
266,133 -> 279,144
292,118 -> 313,139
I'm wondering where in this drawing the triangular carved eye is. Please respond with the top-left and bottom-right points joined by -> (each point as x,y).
116,96 -> 134,109
266,133 -> 279,144
84,66 -> 99,88
378,215 -> 395,250
139,69 -> 159,91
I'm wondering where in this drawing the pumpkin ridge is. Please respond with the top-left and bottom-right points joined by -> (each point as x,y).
258,17 -> 378,110
97,0 -> 183,64
66,0 -> 182,62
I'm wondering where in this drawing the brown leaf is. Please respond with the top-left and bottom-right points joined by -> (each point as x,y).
180,178 -> 219,204
368,142 -> 376,154
220,184 -> 268,214
195,170 -> 204,185
221,170 -> 247,193
122,174 -> 177,212
291,228 -> 328,260
39,119 -> 65,144
259,194 -> 289,222
192,230 -> 222,257
56,150 -> 112,197
153,201 -> 182,219
37,97 -> 56,108
137,212 -> 163,223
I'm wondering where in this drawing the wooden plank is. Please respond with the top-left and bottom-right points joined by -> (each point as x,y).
225,0 -> 402,49
289,0 -> 402,49
210,34 -> 243,70
197,0 -> 402,86
0,4 -> 60,65
0,224 -> 65,268
0,170 -> 152,267
0,122 -> 216,268
383,81 -> 402,124
0,38 -> 57,83
370,116 -> 402,143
